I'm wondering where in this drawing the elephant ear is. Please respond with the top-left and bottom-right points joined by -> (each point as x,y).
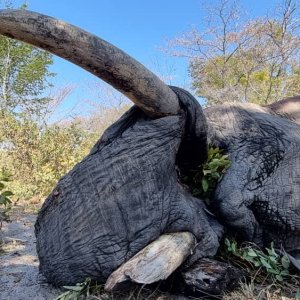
266,96 -> 300,125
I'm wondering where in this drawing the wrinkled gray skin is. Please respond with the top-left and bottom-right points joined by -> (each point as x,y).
35,88 -> 222,286
36,92 -> 300,286
205,101 -> 300,258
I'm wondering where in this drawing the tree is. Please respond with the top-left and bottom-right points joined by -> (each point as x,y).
167,0 -> 300,105
0,1 -> 55,115
0,35 -> 55,115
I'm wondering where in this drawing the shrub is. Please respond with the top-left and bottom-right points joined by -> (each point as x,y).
0,169 -> 13,228
0,112 -> 98,200
224,238 -> 290,282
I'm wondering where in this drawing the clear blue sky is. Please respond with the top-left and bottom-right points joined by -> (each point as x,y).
4,0 -> 279,120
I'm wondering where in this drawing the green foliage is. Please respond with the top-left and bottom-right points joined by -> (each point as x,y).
0,169 -> 13,227
170,0 -> 300,105
0,28 -> 54,116
183,146 -> 230,203
0,3 -> 54,114
0,112 -> 98,200
224,238 -> 290,282
55,278 -> 103,300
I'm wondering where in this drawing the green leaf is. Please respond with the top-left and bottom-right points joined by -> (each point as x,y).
1,191 -> 13,197
225,238 -> 231,249
281,255 -> 290,269
54,291 -> 71,300
247,248 -> 258,257
231,241 -> 237,254
275,274 -> 283,281
63,285 -> 83,292
259,257 -> 272,269
203,170 -> 212,175
201,178 -> 209,192
254,260 -> 262,267
244,255 -> 255,263
280,269 -> 289,276
266,245 -> 278,258
0,195 -> 6,205
0,195 -> 12,206
268,268 -> 280,275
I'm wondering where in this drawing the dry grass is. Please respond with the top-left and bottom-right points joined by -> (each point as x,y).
60,285 -> 194,300
224,280 -> 300,300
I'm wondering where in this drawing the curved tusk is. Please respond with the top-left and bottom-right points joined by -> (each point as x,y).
0,9 -> 180,117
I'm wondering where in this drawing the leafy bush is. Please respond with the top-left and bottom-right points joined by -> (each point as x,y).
0,169 -> 13,228
0,112 -> 99,200
224,238 -> 290,282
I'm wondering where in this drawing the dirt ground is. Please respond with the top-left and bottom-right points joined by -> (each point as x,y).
0,212 -> 62,300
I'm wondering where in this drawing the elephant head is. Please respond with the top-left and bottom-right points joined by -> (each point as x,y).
0,9 -> 222,286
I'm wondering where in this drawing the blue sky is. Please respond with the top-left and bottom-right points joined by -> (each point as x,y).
4,0 -> 279,120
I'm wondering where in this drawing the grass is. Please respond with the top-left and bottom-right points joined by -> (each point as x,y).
54,279 -> 300,300
220,240 -> 300,300
224,279 -> 300,300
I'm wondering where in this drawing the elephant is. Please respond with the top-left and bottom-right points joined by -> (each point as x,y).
0,9 -> 299,293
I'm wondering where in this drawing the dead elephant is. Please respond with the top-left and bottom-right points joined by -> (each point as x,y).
0,9 -> 299,294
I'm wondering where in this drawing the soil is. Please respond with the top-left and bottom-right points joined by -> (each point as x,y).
0,212 -> 61,300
